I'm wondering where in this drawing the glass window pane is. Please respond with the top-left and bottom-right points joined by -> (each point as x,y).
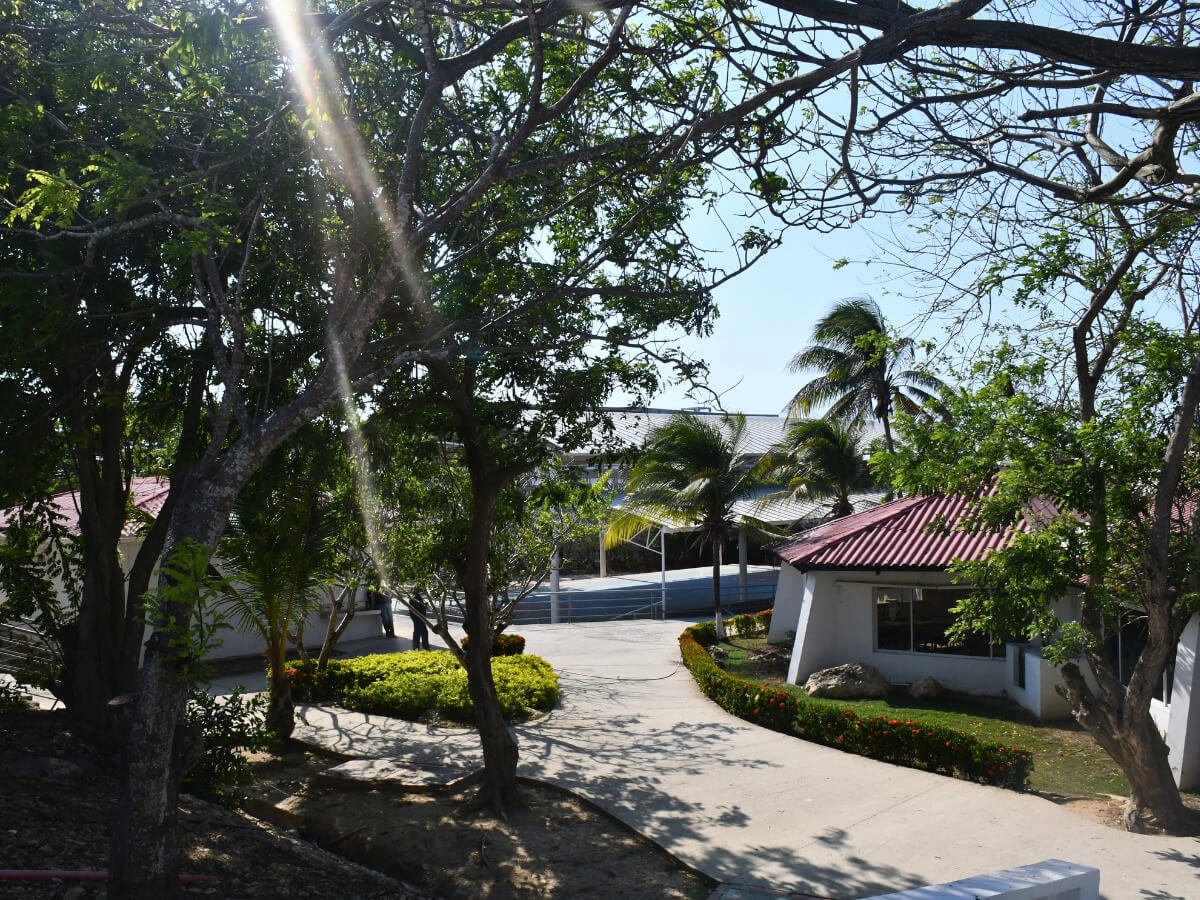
875,587 -> 913,651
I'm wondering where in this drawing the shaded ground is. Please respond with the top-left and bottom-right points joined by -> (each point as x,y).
245,744 -> 714,899
0,706 -> 711,899
0,708 -> 415,898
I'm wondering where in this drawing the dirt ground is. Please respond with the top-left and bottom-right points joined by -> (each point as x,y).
0,707 -> 712,899
244,745 -> 712,899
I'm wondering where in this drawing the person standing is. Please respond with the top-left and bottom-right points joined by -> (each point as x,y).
374,589 -> 395,638
410,592 -> 431,650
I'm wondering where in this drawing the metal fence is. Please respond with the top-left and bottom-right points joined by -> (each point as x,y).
510,580 -> 776,625
0,621 -> 56,678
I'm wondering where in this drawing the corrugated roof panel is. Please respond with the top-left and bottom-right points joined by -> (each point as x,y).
778,492 -> 1042,571
0,476 -> 170,538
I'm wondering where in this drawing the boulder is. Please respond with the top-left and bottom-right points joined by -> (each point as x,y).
803,663 -> 889,699
908,676 -> 944,700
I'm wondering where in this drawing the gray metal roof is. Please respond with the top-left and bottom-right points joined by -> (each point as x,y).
612,488 -> 885,531
574,407 -> 788,459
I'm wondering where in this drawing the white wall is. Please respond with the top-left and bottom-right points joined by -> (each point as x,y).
783,568 -> 1011,697
1167,614 -> 1200,790
1003,644 -> 1073,720
768,564 -> 806,644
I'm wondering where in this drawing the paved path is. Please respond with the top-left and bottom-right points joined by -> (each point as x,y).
291,621 -> 1200,900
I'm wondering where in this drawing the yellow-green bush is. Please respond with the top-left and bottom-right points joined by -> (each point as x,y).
285,649 -> 558,722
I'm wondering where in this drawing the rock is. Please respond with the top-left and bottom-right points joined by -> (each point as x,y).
803,663 -> 889,699
909,676 -> 944,700
242,795 -> 306,831
4,756 -> 87,780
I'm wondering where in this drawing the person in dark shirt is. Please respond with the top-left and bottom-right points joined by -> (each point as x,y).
409,592 -> 431,650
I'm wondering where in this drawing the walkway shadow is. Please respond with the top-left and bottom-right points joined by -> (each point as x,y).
513,708 -> 928,896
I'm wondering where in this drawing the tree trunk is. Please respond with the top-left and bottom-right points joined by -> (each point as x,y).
317,585 -> 356,671
67,549 -> 126,731
712,543 -> 724,639
109,478 -> 238,898
459,474 -> 520,812
266,637 -> 296,740
63,393 -> 129,732
1061,661 -> 1194,833
465,631 -> 520,812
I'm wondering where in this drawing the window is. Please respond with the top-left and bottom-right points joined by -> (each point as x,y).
874,586 -> 1006,658
875,587 -> 917,651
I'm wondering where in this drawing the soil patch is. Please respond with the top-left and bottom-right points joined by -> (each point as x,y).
0,707 -> 712,899
244,743 -> 714,899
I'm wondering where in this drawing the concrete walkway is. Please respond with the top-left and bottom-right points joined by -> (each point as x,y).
288,621 -> 1200,900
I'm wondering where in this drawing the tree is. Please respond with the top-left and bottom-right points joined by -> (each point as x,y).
217,440 -> 340,740
8,0 -> 1200,891
788,297 -> 944,452
607,413 -> 769,639
367,416 -> 610,810
876,207 -> 1200,833
760,418 -> 875,519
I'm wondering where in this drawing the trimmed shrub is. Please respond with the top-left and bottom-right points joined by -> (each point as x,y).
679,624 -> 1032,791
284,649 -> 557,722
688,620 -> 718,646
460,632 -> 526,656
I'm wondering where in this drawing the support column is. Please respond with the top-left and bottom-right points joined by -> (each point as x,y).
659,530 -> 667,620
550,547 -> 561,625
1167,614 -> 1200,789
738,526 -> 748,606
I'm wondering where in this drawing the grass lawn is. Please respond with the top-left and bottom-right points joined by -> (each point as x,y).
716,635 -> 1129,799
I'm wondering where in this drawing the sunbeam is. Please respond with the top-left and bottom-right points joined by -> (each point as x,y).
328,326 -> 393,596
267,0 -> 396,231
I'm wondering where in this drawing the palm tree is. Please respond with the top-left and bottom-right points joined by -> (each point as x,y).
606,413 -> 768,638
788,296 -> 946,452
759,419 -> 875,519
218,478 -> 338,739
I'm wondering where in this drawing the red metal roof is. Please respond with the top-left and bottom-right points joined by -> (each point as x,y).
777,493 -> 1041,571
0,476 -> 171,538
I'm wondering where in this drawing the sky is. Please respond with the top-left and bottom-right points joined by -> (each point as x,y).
632,213 -> 956,417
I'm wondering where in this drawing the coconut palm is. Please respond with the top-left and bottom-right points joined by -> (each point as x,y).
605,413 -> 769,638
759,419 -> 876,519
788,296 -> 946,452
218,477 -> 338,739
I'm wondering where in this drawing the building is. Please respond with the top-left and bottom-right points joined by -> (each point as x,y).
768,493 -> 1200,789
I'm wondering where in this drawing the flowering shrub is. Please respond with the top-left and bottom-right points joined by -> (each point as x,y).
461,632 -> 526,657
679,624 -> 1032,791
282,649 -> 556,722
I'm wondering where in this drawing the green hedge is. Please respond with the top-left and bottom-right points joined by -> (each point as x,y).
283,649 -> 557,722
679,624 -> 1032,791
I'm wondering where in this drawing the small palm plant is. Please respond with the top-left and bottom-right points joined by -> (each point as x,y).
606,413 -> 771,638
218,478 -> 338,739
759,418 -> 876,519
